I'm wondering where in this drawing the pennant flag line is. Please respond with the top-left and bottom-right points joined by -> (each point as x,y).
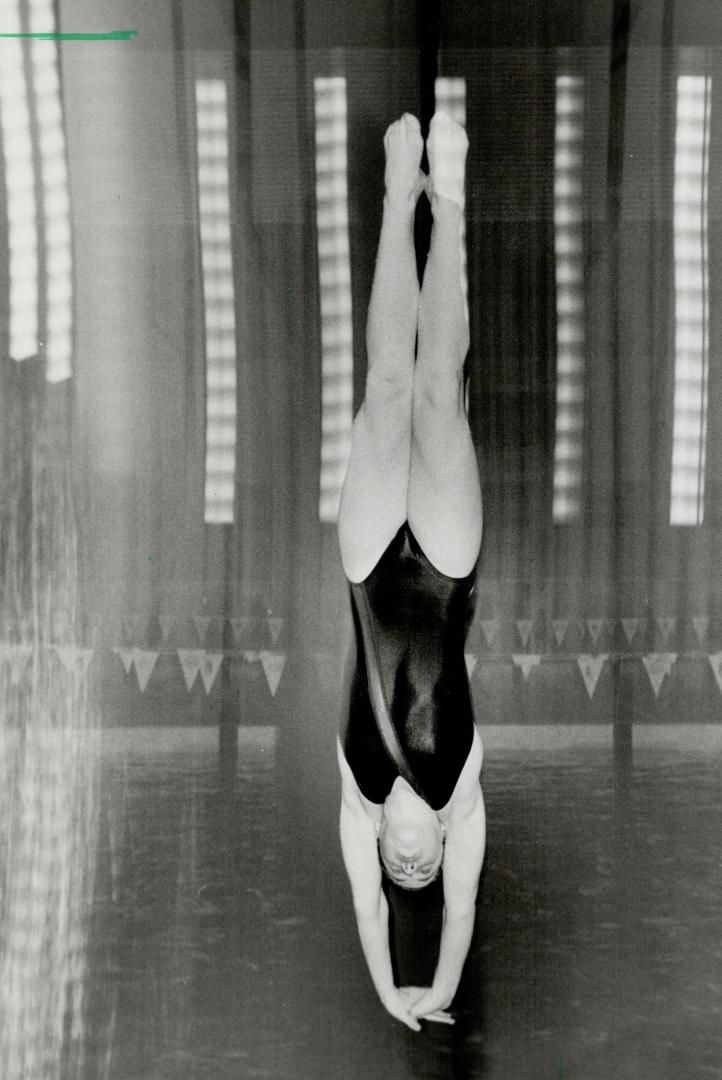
708,653 -> 722,695
512,654 -> 541,681
586,619 -> 604,646
113,647 -> 135,675
552,619 -> 568,646
464,653 -> 478,680
159,615 -> 175,642
516,619 -> 534,649
259,651 -> 286,697
642,653 -> 676,698
267,616 -> 284,645
177,648 -> 204,691
621,618 -> 639,644
199,652 -> 223,694
481,620 -> 498,647
54,646 -> 95,680
133,649 -> 159,692
577,654 -> 608,699
692,616 -> 709,644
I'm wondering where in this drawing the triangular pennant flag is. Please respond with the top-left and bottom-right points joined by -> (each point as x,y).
6,644 -> 33,687
315,650 -> 338,693
243,649 -> 260,663
177,648 -> 204,691
512,654 -> 541,681
656,617 -> 677,646
621,618 -> 639,644
480,620 -> 498,647
465,653 -> 478,680
552,619 -> 568,647
133,649 -> 159,693
708,653 -> 722,695
642,653 -> 676,698
200,652 -> 223,694
113,647 -> 135,675
516,619 -> 534,649
692,616 -> 709,644
586,619 -> 605,646
54,646 -> 95,680
259,650 -> 286,697
193,615 -> 212,644
577,654 -> 608,699
122,614 -> 143,641
159,614 -> 175,643
267,616 -> 284,645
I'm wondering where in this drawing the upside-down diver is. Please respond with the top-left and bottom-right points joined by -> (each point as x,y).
337,111 -> 486,1031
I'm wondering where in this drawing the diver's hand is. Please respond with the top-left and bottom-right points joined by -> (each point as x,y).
399,985 -> 455,1025
405,984 -> 456,1023
380,987 -> 422,1031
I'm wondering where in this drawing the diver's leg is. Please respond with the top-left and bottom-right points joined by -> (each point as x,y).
407,112 -> 482,577
338,114 -> 425,583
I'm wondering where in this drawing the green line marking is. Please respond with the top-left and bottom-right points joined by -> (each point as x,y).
0,30 -> 138,41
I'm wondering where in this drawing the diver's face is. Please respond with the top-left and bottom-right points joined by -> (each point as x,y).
378,789 -> 444,889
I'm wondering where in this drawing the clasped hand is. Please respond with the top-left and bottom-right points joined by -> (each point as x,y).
383,985 -> 455,1031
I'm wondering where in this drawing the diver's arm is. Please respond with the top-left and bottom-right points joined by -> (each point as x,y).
337,741 -> 421,1030
409,778 -> 486,1017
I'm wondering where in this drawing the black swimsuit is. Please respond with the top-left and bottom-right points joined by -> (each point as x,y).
341,523 -> 477,811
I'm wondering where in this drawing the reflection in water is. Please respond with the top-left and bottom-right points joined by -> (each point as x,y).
68,732 -> 722,1080
0,398 -> 99,1080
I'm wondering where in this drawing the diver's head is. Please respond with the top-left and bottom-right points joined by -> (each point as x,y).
376,782 -> 445,890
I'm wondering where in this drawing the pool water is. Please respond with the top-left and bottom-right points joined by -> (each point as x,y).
60,731 -> 722,1080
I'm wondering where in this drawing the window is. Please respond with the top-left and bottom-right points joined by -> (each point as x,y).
314,77 -> 354,525
670,73 -> 711,526
196,78 -> 237,525
552,74 -> 586,523
0,0 -> 72,381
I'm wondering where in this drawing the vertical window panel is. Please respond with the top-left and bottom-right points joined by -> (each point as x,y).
29,0 -> 73,382
314,77 -> 353,524
0,1 -> 39,362
553,74 -> 586,523
196,79 -> 237,525
670,74 -> 710,526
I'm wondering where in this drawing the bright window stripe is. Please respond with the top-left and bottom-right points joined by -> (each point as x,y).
670,74 -> 710,526
196,79 -> 237,525
0,1 -> 39,362
29,0 -> 73,382
314,77 -> 353,524
552,75 -> 586,523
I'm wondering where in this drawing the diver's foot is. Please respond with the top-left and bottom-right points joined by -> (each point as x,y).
384,113 -> 426,210
426,111 -> 468,210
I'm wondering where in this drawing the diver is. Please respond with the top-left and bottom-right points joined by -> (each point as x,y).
337,112 -> 486,1031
